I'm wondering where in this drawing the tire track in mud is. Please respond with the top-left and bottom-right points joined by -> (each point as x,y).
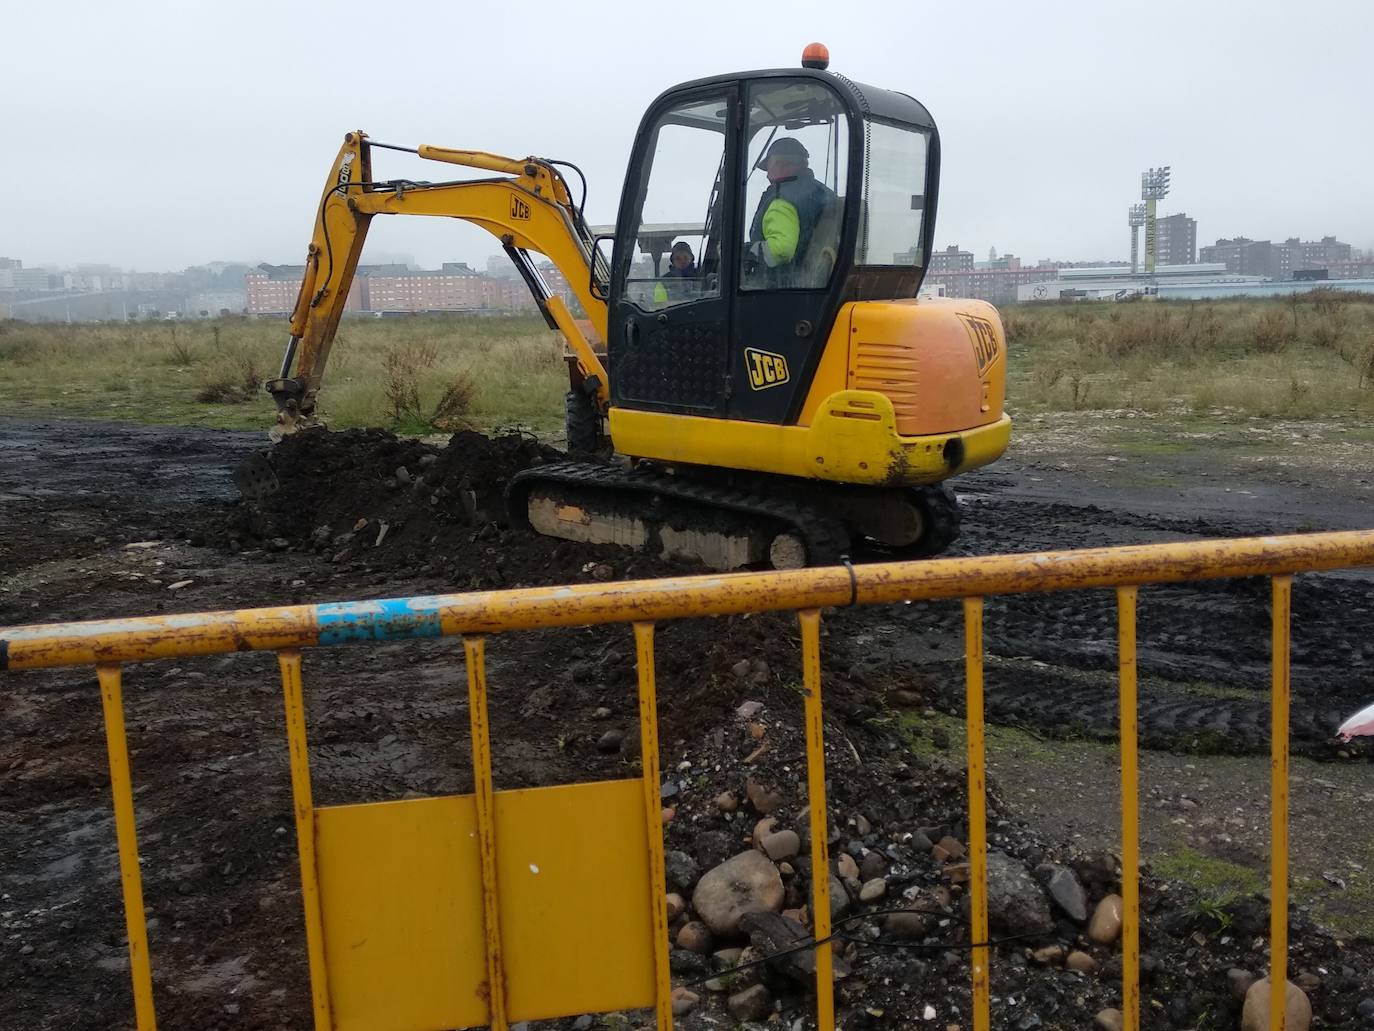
857,484 -> 1374,758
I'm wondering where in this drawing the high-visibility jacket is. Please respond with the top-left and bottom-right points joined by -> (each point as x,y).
747,169 -> 834,282
652,263 -> 698,304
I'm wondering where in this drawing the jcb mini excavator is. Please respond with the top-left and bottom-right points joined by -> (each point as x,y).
262,44 -> 1011,568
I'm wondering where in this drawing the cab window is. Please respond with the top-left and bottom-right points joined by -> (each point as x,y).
855,119 -> 931,267
740,80 -> 848,291
625,94 -> 728,310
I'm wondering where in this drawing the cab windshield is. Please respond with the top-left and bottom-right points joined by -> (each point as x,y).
740,79 -> 849,291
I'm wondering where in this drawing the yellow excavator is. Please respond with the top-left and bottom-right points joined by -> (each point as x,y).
262,44 -> 1011,568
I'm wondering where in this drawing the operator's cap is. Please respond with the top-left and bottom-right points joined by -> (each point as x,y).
671,241 -> 694,256
755,137 -> 809,169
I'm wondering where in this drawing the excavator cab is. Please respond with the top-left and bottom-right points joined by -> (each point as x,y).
608,57 -> 939,427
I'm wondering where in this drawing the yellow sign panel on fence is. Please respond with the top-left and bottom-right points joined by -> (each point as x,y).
315,779 -> 655,1030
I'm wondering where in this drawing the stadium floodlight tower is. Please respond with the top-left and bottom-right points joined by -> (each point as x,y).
1140,166 -> 1172,274
1128,204 -> 1146,275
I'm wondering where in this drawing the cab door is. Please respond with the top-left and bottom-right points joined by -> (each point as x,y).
729,78 -> 853,425
609,88 -> 738,416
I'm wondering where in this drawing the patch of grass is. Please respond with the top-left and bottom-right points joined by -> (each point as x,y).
1152,845 -> 1264,903
893,709 -> 1079,764
1003,296 -> 1374,420
1105,437 -> 1194,457
1159,679 -> 1257,703
1310,878 -> 1374,939
0,313 -> 566,435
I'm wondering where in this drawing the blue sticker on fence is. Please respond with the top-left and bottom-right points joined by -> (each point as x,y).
316,598 -> 444,645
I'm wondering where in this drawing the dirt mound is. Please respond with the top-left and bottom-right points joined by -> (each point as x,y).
219,428 -> 692,590
250,426 -> 548,535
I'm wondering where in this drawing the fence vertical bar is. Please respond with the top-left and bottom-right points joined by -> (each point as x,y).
463,635 -> 509,1031
963,598 -> 991,1031
1270,576 -> 1292,1031
798,608 -> 834,1031
632,622 -> 674,1030
95,662 -> 158,1031
277,649 -> 333,1030
1117,587 -> 1141,1031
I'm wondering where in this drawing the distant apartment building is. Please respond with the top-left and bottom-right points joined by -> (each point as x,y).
246,263 -> 367,315
1275,236 -> 1351,279
1200,238 -> 1276,278
926,244 -> 975,273
1201,235 -> 1353,280
1,267 -> 60,290
364,264 -> 535,312
245,261 -> 543,315
927,255 -> 1058,304
1154,214 -> 1197,266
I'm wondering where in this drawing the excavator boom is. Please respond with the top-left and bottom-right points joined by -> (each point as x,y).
266,131 -> 610,435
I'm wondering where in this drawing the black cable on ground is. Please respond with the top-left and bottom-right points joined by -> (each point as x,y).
676,906 -> 1055,991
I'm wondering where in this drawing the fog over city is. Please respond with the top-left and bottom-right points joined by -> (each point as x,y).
4,0 -> 1373,273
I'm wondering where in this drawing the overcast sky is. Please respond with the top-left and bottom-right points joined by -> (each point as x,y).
4,0 -> 1372,272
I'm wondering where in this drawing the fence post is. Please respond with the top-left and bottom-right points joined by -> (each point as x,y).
277,649 -> 332,1030
1269,576 -> 1292,1031
463,635 -> 510,1031
633,623 -> 674,1030
96,663 -> 158,1031
1117,587 -> 1140,1031
963,598 -> 990,1031
798,609 -> 834,1031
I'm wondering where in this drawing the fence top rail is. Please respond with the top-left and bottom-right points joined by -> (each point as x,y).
4,530 -> 1373,672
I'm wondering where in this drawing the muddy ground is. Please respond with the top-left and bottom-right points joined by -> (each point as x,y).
2,414 -> 1373,1030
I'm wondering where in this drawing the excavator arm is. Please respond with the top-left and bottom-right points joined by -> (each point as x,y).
266,130 -> 611,435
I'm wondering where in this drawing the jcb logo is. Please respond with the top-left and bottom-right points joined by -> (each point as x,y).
745,348 -> 789,390
336,151 -> 356,188
960,315 -> 1002,376
510,196 -> 531,221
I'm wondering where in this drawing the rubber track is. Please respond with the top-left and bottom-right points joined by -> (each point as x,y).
508,460 -> 853,566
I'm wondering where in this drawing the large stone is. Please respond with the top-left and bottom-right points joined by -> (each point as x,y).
836,853 -> 860,880
859,850 -> 888,882
1066,950 -> 1098,973
829,876 -> 851,921
692,851 -> 785,936
761,830 -> 800,862
663,850 -> 700,894
935,835 -> 967,860
728,983 -> 773,1021
1228,967 -> 1256,1001
1093,1009 -> 1123,1031
883,910 -> 932,939
665,893 -> 686,921
745,776 -> 784,814
985,851 -> 1052,935
1038,863 -> 1088,922
859,878 -> 887,903
1242,978 -> 1312,1031
670,987 -> 699,1017
1087,894 -> 1124,945
676,920 -> 713,954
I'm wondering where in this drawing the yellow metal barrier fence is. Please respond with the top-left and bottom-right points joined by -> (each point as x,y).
5,530 -> 1374,1031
